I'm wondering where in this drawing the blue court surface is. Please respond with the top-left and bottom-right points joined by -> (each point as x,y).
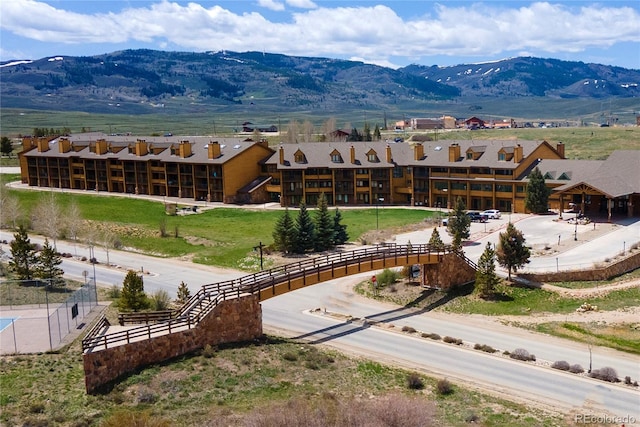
0,318 -> 17,332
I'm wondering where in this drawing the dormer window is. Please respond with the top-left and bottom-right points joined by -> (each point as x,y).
498,153 -> 506,161
294,149 -> 306,164
466,152 -> 473,160
330,149 -> 343,163
558,172 -> 570,180
366,149 -> 379,162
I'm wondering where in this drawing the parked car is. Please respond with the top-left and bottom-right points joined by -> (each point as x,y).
467,211 -> 488,222
482,209 -> 501,219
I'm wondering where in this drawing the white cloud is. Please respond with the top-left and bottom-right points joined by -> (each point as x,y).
257,0 -> 285,12
1,1 -> 638,65
286,0 -> 317,9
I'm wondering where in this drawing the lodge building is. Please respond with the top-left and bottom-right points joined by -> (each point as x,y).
18,133 -> 639,219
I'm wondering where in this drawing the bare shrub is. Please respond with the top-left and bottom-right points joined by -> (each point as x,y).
401,325 -> 416,333
590,367 -> 619,383
201,344 -> 217,359
136,386 -> 158,404
150,290 -> 171,311
443,336 -> 463,345
242,393 -> 436,427
282,352 -> 297,362
436,378 -> 454,396
473,343 -> 497,353
101,409 -> 170,427
423,333 -> 441,340
569,364 -> 584,374
551,360 -> 571,371
407,373 -> 424,390
510,348 -> 535,361
624,376 -> 632,385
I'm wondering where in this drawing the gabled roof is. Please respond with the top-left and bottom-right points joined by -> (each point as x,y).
264,140 -> 555,170
537,150 -> 640,198
22,132 -> 274,165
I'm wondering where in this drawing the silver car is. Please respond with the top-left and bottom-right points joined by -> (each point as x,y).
482,209 -> 501,219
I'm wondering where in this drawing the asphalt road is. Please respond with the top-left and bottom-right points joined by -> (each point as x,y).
1,213 -> 639,419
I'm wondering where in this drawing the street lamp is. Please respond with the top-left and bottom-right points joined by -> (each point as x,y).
253,241 -> 265,270
574,211 -> 578,241
376,197 -> 384,229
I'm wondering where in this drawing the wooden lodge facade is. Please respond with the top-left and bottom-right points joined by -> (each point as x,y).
18,133 -> 639,219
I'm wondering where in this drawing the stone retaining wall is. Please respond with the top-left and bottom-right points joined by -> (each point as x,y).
422,252 -> 476,290
520,250 -> 640,283
83,295 -> 262,394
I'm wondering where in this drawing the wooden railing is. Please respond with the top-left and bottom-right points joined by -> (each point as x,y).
83,243 -> 464,353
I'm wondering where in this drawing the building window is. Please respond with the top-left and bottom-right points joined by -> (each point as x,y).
331,153 -> 342,163
498,153 -> 506,161
295,153 -> 306,163
393,166 -> 403,178
434,182 -> 448,191
466,152 -> 473,160
368,153 -> 378,162
451,182 -> 467,191
496,184 -> 513,192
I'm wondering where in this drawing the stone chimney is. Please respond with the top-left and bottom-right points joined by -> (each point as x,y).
414,143 -> 424,160
350,145 -> 356,164
178,140 -> 192,158
556,142 -> 565,159
514,144 -> 523,163
135,139 -> 148,156
58,137 -> 72,153
386,145 -> 392,163
279,145 -> 285,165
208,141 -> 221,159
448,143 -> 460,162
36,137 -> 50,152
95,139 -> 108,155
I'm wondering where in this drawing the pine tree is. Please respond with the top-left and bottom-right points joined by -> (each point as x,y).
428,227 -> 444,250
363,123 -> 372,141
272,208 -> 296,253
293,201 -> 316,254
119,270 -> 150,312
332,208 -> 349,245
525,167 -> 551,214
373,125 -> 381,141
446,197 -> 471,250
176,281 -> 191,305
0,136 -> 12,158
9,225 -> 38,282
348,127 -> 361,142
36,238 -> 64,287
314,193 -> 334,252
496,223 -> 531,281
475,242 -> 499,298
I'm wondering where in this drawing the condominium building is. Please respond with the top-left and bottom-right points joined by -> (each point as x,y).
18,133 -> 639,219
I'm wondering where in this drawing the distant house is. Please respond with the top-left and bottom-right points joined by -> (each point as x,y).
242,122 -> 278,133
465,116 -> 486,129
410,118 -> 444,130
330,129 -> 351,141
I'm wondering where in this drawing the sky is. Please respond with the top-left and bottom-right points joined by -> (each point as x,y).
1,0 -> 639,70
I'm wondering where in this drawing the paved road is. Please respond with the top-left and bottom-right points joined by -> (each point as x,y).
1,199 -> 639,418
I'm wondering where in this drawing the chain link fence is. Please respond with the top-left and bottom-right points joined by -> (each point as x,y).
0,279 -> 99,354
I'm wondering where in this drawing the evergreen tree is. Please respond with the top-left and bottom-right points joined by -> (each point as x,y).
119,270 -> 150,312
272,208 -> 297,253
314,193 -> 334,252
0,136 -> 12,158
475,242 -> 499,298
496,223 -> 531,281
347,127 -> 362,142
293,201 -> 316,254
36,238 -> 64,287
446,197 -> 471,250
525,167 -> 551,214
176,281 -> 191,305
428,227 -> 444,250
332,208 -> 349,245
363,123 -> 372,141
9,225 -> 38,282
373,125 -> 381,141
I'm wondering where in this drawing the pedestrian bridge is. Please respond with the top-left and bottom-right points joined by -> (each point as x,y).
82,243 -> 477,393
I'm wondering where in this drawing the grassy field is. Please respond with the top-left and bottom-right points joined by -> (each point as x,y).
1,186 -> 434,270
0,329 -> 563,427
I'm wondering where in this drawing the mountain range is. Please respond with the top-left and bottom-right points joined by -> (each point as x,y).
1,50 -> 639,120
